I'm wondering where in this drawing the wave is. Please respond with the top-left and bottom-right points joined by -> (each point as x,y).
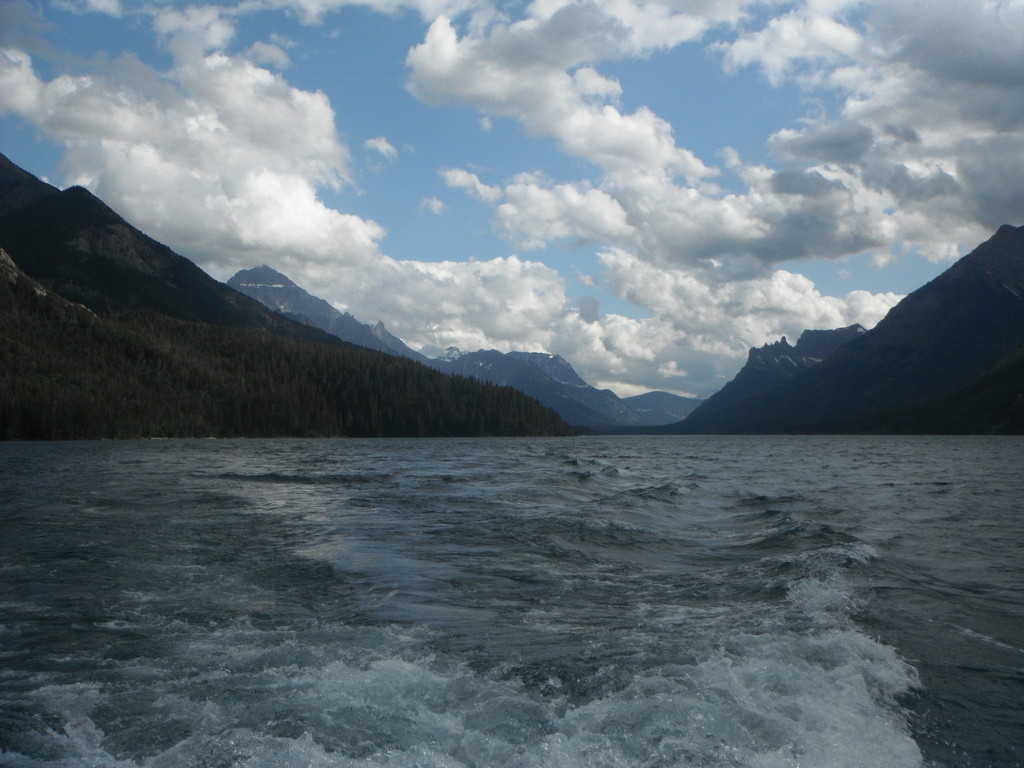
1,601 -> 923,768
213,471 -> 395,486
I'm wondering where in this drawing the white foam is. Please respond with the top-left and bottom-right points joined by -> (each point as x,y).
3,617 -> 925,768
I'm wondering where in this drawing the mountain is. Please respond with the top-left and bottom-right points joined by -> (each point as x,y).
0,185 -> 319,330
622,391 -> 704,425
438,346 -> 466,362
435,349 -> 647,431
676,225 -> 1024,434
686,324 -> 864,422
223,267 -> 691,431
923,343 -> 1024,433
227,266 -> 429,362
0,152 -> 571,439
0,153 -> 59,216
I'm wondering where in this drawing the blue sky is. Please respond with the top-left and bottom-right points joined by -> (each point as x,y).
3,0 -> 1023,397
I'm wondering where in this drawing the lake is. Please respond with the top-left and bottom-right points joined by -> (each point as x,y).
1,436 -> 1021,767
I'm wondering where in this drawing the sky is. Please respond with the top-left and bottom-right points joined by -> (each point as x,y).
2,0 -> 1023,398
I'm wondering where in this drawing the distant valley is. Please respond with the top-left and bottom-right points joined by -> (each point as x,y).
228,265 -> 703,431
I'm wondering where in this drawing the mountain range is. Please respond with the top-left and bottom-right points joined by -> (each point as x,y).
2,147 -> 1021,436
672,224 -> 1024,434
227,265 -> 703,430
0,152 -> 571,439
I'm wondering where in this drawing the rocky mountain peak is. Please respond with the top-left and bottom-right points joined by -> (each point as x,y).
438,346 -> 465,362
229,265 -> 297,289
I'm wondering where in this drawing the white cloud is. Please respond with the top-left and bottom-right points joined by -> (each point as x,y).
247,41 -> 292,69
598,246 -> 901,356
441,167 -> 501,202
153,5 -> 237,56
421,196 -> 446,214
719,4 -> 863,85
58,0 -> 122,16
365,135 -> 399,161
258,0 -> 489,25
0,32 -> 382,276
714,0 -> 1024,258
407,10 -> 715,180
658,360 -> 688,378
309,254 -> 569,354
432,0 -> 1024,278
494,175 -> 635,249
408,2 -> 896,276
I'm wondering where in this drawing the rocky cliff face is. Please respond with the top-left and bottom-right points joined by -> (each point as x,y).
506,351 -> 591,388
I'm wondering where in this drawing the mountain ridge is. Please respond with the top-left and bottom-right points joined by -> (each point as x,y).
435,348 -> 645,431
674,224 -> 1024,434
686,323 -> 864,422
228,265 -> 429,361
0,151 -> 572,439
0,153 -> 59,216
6,148 -> 1020,435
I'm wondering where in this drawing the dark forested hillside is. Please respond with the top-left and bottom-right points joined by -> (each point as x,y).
0,250 -> 571,439
0,151 -> 572,440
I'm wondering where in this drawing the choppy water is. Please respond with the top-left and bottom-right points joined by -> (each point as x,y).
1,436 -> 1022,768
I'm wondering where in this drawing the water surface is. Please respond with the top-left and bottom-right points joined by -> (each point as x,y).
1,436 -> 1021,767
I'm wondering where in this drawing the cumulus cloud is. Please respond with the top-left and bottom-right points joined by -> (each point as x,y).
317,254 -> 569,354
153,5 -> 236,55
430,0 -> 1024,278
247,40 -> 292,68
408,2 -> 896,275
0,24 -> 385,276
60,0 -> 123,16
771,121 -> 875,165
872,0 -> 1024,91
442,168 -> 501,202
720,0 -> 1024,258
599,246 -> 900,357
494,175 -> 635,249
259,0 -> 488,25
718,3 -> 863,85
406,8 -> 715,180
